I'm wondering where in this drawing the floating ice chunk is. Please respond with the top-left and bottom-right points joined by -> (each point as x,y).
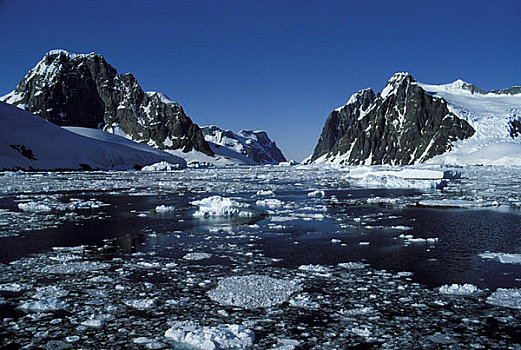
32,285 -> 69,299
192,196 -> 256,217
274,338 -> 300,350
338,262 -> 368,270
65,336 -> 80,343
298,264 -> 332,275
479,252 -> 521,264
81,319 -> 106,328
350,327 -> 371,337
345,168 -> 444,189
0,282 -> 31,292
19,298 -> 68,312
48,253 -> 82,262
256,190 -> 274,196
155,204 -> 176,213
255,198 -> 283,209
124,298 -> 157,310
366,197 -> 401,205
487,288 -> 521,309
183,252 -> 212,261
141,161 -> 182,171
40,261 -> 109,274
88,276 -> 114,283
399,234 -> 438,245
164,322 -> 254,349
438,284 -> 481,296
307,190 -> 325,197
288,293 -> 320,309
207,275 -> 301,309
340,306 -> 375,316
18,202 -> 51,212
418,199 -> 499,208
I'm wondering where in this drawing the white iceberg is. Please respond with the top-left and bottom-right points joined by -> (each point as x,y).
255,198 -> 284,209
155,204 -> 176,213
207,275 -> 301,309
438,284 -> 481,296
124,298 -> 157,310
479,252 -> 521,264
19,298 -> 68,312
141,161 -> 182,171
418,199 -> 499,208
345,167 -> 445,189
192,196 -> 256,217
486,288 -> 521,309
164,322 -> 254,349
183,252 -> 212,261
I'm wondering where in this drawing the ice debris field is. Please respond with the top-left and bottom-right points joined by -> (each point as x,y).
1,164 -> 521,348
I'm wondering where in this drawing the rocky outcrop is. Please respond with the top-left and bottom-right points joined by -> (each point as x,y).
310,73 -> 475,165
201,126 -> 287,164
2,50 -> 213,156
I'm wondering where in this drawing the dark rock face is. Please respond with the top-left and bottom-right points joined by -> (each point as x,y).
509,118 -> 521,139
237,130 -> 287,164
490,86 -> 521,95
2,50 -> 213,155
311,73 -> 475,165
311,88 -> 375,161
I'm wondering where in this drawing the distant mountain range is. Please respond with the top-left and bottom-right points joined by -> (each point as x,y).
1,50 -> 286,169
308,73 -> 521,166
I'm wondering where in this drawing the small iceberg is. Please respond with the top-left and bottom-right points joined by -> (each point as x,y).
438,284 -> 481,296
479,252 -> 521,264
207,275 -> 301,309
192,196 -> 256,217
164,322 -> 254,349
486,288 -> 521,309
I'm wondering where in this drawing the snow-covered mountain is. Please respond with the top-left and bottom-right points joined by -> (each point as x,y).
201,126 -> 287,165
309,73 -> 521,165
1,49 -> 213,156
0,101 -> 186,170
418,80 -> 521,165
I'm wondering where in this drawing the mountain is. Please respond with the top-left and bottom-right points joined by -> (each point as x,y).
201,126 -> 287,164
309,73 -> 475,165
418,79 -> 521,165
0,101 -> 186,170
1,49 -> 213,156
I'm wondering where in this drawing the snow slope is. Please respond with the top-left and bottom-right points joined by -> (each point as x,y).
202,125 -> 287,165
0,102 -> 186,170
418,80 -> 521,165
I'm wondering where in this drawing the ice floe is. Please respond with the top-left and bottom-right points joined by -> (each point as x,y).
164,322 -> 255,349
438,284 -> 481,296
255,198 -> 284,209
207,275 -> 301,309
345,167 -> 445,189
192,196 -> 256,217
39,261 -> 109,274
124,298 -> 157,310
141,161 -> 182,171
18,298 -> 69,312
155,204 -> 176,213
183,252 -> 212,261
479,252 -> 521,264
418,199 -> 499,208
486,288 -> 521,309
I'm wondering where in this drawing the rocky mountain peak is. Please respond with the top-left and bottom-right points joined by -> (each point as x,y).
2,50 -> 213,156
310,73 -> 475,165
380,72 -> 415,99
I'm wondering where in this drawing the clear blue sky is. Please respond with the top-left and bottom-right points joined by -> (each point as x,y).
1,0 -> 520,161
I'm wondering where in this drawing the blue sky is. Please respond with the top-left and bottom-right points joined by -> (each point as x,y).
1,0 -> 520,161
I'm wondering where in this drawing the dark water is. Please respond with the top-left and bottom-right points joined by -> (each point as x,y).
2,188 -> 520,290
